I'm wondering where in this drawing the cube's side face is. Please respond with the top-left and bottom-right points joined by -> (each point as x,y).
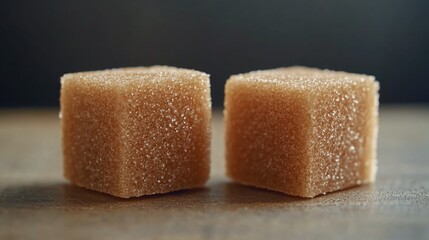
225,79 -> 311,196
119,76 -> 211,197
307,80 -> 379,197
61,78 -> 122,195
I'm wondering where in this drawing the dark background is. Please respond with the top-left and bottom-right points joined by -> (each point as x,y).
1,0 -> 428,108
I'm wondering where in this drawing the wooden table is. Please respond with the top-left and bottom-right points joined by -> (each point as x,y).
1,106 -> 428,239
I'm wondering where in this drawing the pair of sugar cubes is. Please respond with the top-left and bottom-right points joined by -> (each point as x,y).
61,66 -> 379,198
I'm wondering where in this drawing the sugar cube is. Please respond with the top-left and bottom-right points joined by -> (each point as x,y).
60,66 -> 211,198
225,66 -> 379,198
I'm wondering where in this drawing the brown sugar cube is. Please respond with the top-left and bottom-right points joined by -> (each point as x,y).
60,66 -> 211,198
225,66 -> 379,198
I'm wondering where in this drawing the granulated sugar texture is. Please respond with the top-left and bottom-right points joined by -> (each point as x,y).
60,66 -> 211,198
225,66 -> 379,198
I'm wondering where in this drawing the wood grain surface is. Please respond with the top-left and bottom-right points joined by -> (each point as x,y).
0,106 -> 428,239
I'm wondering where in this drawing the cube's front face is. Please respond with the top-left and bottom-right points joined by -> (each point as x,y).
61,79 -> 123,195
307,80 -> 379,196
225,79 -> 311,196
119,76 -> 211,197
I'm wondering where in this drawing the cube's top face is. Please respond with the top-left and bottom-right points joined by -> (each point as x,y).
61,66 -> 209,88
61,66 -> 211,112
228,66 -> 377,92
